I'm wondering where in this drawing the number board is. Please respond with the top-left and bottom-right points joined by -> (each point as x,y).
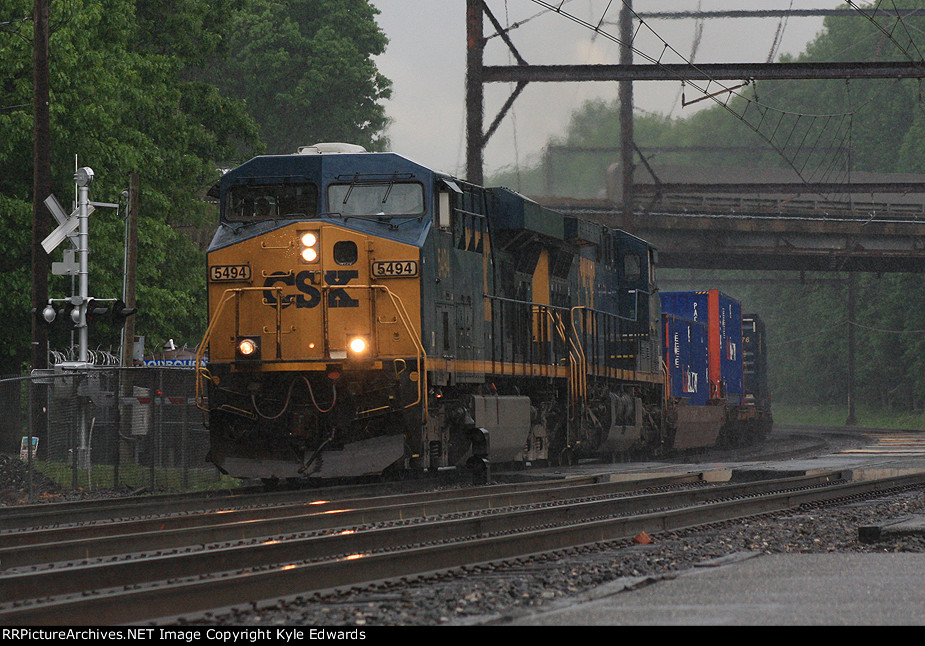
209,264 -> 252,282
372,260 -> 418,278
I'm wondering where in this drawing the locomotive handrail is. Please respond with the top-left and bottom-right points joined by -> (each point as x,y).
543,306 -> 569,380
568,306 -> 589,409
661,360 -> 671,406
316,283 -> 428,423
196,284 -> 428,422
194,286 -> 284,411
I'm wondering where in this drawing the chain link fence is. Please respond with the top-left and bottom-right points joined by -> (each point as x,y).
0,366 -> 235,500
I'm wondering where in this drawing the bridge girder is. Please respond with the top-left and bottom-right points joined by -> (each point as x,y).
541,201 -> 925,273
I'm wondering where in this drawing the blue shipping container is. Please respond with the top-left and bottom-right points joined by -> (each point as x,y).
662,314 -> 709,406
660,290 -> 744,404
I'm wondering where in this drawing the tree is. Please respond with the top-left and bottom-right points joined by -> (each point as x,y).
199,0 -> 392,154
489,3 -> 925,413
0,0 -> 393,374
0,0 -> 262,373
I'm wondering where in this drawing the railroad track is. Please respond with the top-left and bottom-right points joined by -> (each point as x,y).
3,469 -> 924,626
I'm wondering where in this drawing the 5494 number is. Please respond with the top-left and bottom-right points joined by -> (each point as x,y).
372,260 -> 418,278
209,264 -> 252,281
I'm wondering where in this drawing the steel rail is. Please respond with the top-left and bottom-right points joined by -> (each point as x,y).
0,473 -> 698,567
6,471 -> 922,625
0,474 -> 841,606
0,468 -> 602,532
0,477 -> 439,531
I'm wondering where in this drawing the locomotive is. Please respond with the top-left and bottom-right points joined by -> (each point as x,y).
196,144 -> 771,482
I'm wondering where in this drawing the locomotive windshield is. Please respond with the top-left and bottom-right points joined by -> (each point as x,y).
224,183 -> 319,220
328,181 -> 424,217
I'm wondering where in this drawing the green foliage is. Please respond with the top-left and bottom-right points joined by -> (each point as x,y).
198,0 -> 392,154
0,0 -> 390,373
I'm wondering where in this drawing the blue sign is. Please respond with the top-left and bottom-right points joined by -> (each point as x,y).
142,359 -> 200,368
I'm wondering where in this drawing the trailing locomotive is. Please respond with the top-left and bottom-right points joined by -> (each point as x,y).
196,144 -> 771,482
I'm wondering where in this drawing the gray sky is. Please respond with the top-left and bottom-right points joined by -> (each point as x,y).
370,1 -> 844,178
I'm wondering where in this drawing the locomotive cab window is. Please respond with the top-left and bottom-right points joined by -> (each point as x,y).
328,181 -> 424,217
224,183 -> 318,220
623,252 -> 642,282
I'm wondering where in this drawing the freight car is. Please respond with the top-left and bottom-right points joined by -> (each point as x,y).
195,144 -> 770,482
661,291 -> 772,449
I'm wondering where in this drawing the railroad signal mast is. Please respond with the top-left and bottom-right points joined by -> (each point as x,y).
37,167 -> 136,365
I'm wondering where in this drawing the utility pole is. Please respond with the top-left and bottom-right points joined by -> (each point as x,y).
846,273 -> 857,426
619,0 -> 634,231
121,173 -> 139,367
31,0 -> 51,372
74,168 -> 93,363
465,0 -> 485,185
30,0 -> 51,460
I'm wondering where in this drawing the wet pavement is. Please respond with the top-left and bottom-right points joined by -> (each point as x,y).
500,551 -> 925,625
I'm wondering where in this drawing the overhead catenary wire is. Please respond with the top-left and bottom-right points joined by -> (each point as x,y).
525,0 -> 859,191
519,1 -> 925,197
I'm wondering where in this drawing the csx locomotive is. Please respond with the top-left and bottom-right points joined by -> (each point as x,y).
196,143 -> 771,482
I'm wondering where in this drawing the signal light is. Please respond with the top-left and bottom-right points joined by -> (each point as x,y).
34,297 -> 136,330
33,304 -> 57,327
85,298 -> 110,323
111,299 -> 137,326
60,300 -> 80,326
300,231 -> 319,263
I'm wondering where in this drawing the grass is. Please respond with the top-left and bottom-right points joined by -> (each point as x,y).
28,458 -> 242,493
773,402 -> 925,431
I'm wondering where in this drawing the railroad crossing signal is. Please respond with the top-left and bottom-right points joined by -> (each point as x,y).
112,299 -> 137,325
84,298 -> 110,323
39,167 -> 136,364
41,194 -> 94,255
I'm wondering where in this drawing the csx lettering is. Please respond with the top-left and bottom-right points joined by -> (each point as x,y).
263,270 -> 359,308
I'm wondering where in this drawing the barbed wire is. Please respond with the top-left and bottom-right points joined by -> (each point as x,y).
48,346 -> 121,366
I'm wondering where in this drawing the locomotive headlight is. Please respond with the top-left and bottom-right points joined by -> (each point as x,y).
300,231 -> 319,263
236,336 -> 261,360
348,336 -> 368,355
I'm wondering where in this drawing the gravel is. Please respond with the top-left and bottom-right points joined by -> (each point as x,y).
191,485 -> 925,627
0,452 -> 62,505
0,452 -> 132,506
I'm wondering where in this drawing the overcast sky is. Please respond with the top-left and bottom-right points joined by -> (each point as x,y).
370,1 -> 846,179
